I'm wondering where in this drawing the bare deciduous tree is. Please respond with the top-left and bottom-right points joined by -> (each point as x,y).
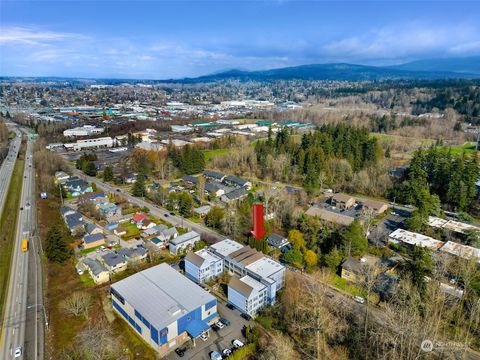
61,291 -> 92,318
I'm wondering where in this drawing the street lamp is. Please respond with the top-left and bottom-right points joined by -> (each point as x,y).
27,303 -> 48,329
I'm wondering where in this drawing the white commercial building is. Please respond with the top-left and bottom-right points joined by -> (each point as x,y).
184,239 -> 285,316
63,125 -> 104,137
64,137 -> 114,151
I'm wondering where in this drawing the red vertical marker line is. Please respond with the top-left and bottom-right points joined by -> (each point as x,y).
250,203 -> 266,240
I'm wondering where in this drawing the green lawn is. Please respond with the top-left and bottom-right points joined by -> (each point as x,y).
79,273 -> 95,286
329,274 -> 365,297
443,142 -> 478,155
0,157 -> 24,322
79,245 -> 102,255
202,148 -> 230,161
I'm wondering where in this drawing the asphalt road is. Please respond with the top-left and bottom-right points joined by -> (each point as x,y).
68,167 -> 225,243
0,128 -> 22,216
0,132 -> 44,360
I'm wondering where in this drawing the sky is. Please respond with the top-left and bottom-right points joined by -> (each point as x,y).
1,1 -> 479,79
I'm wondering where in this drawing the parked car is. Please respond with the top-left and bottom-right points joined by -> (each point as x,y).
354,296 -> 365,304
215,321 -> 225,329
220,317 -> 231,326
200,332 -> 209,341
223,348 -> 232,357
233,339 -> 244,349
164,213 -> 169,217
100,245 -> 106,251
175,347 -> 186,357
210,351 -> 222,360
241,313 -> 251,321
226,303 -> 235,310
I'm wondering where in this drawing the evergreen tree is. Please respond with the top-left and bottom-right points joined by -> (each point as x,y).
103,165 -> 114,182
205,206 -> 225,229
132,173 -> 146,197
45,224 -> 72,263
405,246 -> 433,295
84,162 -> 97,177
179,192 -> 193,217
341,220 -> 368,257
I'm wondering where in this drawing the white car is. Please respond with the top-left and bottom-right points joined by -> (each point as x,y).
14,347 -> 22,358
354,296 -> 365,304
223,348 -> 232,357
233,339 -> 244,349
200,332 -> 209,341
215,321 -> 225,329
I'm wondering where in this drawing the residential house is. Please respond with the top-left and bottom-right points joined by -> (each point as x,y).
110,264 -> 217,356
183,175 -> 198,185
105,222 -> 119,231
359,199 -> 389,215
86,223 -> 103,235
205,183 -> 224,198
305,206 -> 354,226
132,213 -> 148,225
221,187 -> 247,203
60,206 -> 76,218
98,202 -> 119,218
65,213 -> 85,235
81,258 -> 109,284
331,193 -> 356,210
194,205 -> 211,217
102,252 -> 128,273
64,178 -> 93,197
55,171 -> 70,184
341,255 -> 381,283
203,170 -> 225,182
223,175 -> 252,190
169,231 -> 201,255
139,218 -> 156,230
118,246 -> 148,263
114,226 -> 127,236
83,233 -> 106,250
267,233 -> 289,250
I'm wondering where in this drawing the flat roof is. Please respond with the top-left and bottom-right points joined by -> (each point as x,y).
439,241 -> 480,262
210,239 -> 243,257
305,207 -> 354,226
428,216 -> 479,234
246,256 -> 284,279
389,229 -> 444,250
111,263 -> 215,330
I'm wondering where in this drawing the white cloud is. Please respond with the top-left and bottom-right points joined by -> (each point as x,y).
0,26 -> 87,45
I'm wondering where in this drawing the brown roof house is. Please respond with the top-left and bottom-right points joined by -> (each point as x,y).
331,193 -> 356,210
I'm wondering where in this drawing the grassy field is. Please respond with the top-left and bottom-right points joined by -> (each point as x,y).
443,142 -> 478,155
0,157 -> 24,322
202,148 -> 230,161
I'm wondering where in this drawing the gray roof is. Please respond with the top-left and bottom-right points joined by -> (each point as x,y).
110,263 -> 216,330
83,258 -> 107,276
102,252 -> 127,267
84,233 -> 105,244
60,206 -> 75,217
183,175 -> 198,184
170,231 -> 200,246
267,233 -> 288,248
86,223 -> 101,233
65,213 -> 84,229
224,175 -> 248,187
204,183 -> 220,193
203,170 -> 225,180
162,227 -> 178,237
223,187 -> 247,200
118,247 -> 147,259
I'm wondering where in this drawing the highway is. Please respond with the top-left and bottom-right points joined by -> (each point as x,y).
69,166 -> 225,243
0,127 -> 22,217
0,133 -> 44,360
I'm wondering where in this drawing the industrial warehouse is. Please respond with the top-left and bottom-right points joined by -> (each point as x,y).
110,263 -> 218,356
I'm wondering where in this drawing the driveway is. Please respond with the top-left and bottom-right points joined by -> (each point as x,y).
164,301 -> 249,360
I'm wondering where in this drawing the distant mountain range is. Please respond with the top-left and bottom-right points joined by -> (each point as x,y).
167,57 -> 480,83
2,57 -> 479,84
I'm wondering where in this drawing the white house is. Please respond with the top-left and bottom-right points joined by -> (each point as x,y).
184,249 -> 223,283
228,276 -> 268,317
169,231 -> 201,255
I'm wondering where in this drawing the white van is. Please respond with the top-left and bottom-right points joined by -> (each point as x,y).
233,339 -> 244,349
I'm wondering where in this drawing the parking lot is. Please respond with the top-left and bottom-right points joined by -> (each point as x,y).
165,301 -> 249,360
368,207 -> 411,246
